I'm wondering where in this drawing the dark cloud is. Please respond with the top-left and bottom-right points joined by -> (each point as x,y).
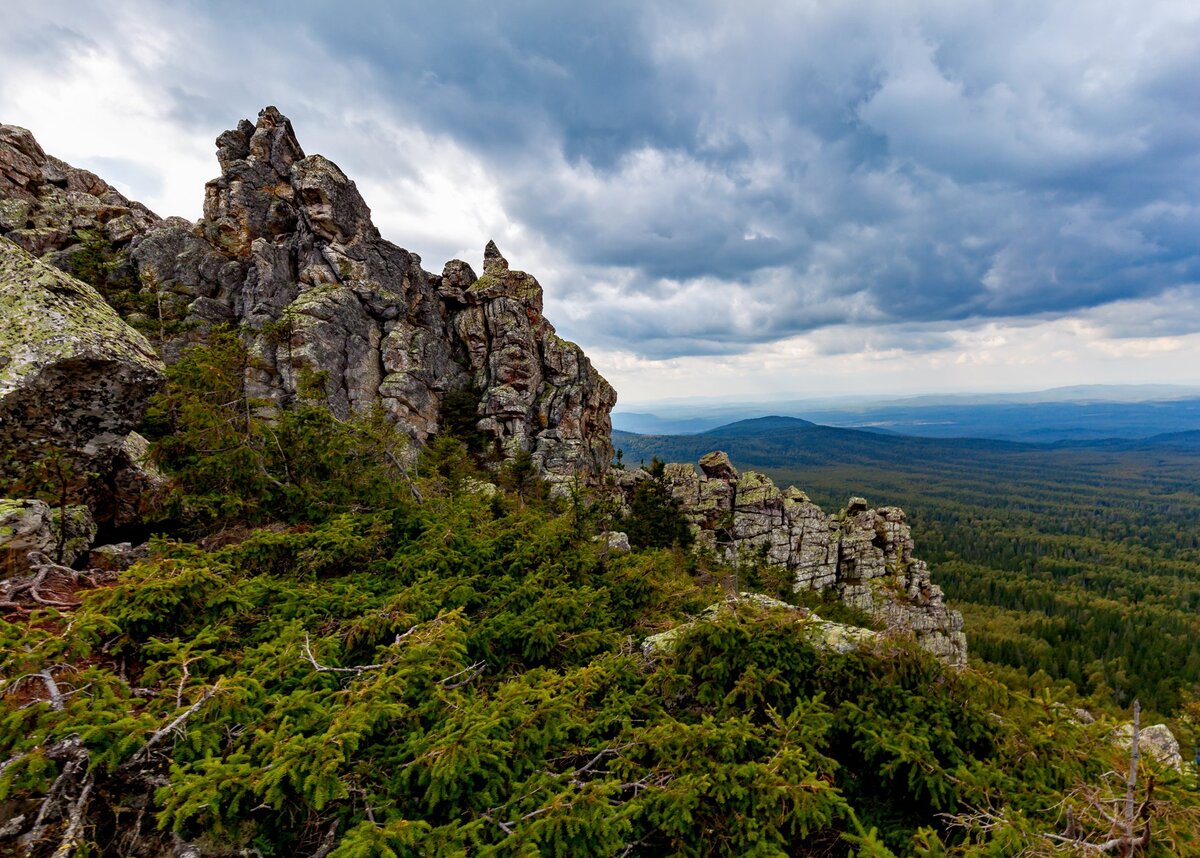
5,0 -> 1199,360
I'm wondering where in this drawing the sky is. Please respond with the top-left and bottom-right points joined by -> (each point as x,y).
2,1 -> 1198,406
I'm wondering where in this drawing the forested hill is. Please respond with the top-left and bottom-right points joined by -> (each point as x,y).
615,417 -> 1200,715
617,416 -> 1200,464
616,416 -> 1032,466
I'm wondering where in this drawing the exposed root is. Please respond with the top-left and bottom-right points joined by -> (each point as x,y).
0,552 -> 116,615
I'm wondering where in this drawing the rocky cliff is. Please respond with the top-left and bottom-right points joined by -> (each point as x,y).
1,107 -> 616,490
0,239 -> 165,531
619,452 -> 968,664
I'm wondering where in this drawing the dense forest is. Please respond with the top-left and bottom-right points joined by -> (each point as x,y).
615,418 -> 1200,720
4,338 -> 1198,856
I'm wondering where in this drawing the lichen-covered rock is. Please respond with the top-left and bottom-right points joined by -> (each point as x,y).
627,450 -> 967,664
0,499 -> 96,571
1116,722 -> 1183,771
87,541 -> 151,572
596,531 -> 631,554
641,592 -> 878,657
0,239 -> 166,522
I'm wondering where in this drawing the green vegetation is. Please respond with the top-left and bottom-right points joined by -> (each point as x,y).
3,349 -> 1199,855
615,419 -> 1200,719
621,457 -> 695,551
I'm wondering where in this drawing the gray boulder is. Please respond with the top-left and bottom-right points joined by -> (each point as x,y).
0,239 -> 166,524
0,499 -> 96,571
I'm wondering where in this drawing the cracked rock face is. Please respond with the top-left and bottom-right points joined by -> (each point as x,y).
0,107 -> 616,489
622,453 -> 967,665
0,240 -> 165,526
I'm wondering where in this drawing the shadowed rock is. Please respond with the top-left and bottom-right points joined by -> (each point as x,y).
0,239 -> 165,526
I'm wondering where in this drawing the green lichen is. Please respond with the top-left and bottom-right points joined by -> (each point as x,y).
736,472 -> 782,506
0,237 -> 164,393
0,197 -> 30,231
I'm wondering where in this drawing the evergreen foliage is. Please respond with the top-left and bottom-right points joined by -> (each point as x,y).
141,330 -> 418,531
622,458 -> 695,551
2,340 -> 1198,855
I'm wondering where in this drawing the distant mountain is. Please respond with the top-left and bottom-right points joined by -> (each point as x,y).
613,393 -> 1200,443
1052,429 -> 1200,453
612,416 -> 1200,476
697,415 -> 816,436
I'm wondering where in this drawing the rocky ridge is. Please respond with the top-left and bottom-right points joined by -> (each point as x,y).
1,108 -> 616,490
620,451 -> 967,664
0,123 -> 159,265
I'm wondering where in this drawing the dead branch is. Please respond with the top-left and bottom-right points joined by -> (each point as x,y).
438,660 -> 485,689
1124,700 -> 1140,850
310,820 -> 339,858
1,552 -> 116,614
302,633 -> 384,675
123,682 -> 221,769
27,749 -> 85,850
40,669 -> 65,711
49,771 -> 92,858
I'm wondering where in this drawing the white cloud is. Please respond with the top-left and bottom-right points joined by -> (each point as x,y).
3,0 -> 1200,403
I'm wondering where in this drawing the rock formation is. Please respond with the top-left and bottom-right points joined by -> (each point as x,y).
620,452 -> 967,664
0,239 -> 166,528
0,123 -> 159,286
0,499 -> 96,572
0,108 -> 616,490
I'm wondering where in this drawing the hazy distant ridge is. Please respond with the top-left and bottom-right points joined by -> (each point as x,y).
613,386 -> 1200,442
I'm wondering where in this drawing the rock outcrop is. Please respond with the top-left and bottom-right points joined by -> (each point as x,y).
621,452 -> 967,664
0,123 -> 159,282
1,107 -> 616,489
0,239 -> 166,526
0,499 -> 96,572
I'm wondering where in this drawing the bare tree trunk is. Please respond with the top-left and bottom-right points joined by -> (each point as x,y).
1123,698 -> 1141,857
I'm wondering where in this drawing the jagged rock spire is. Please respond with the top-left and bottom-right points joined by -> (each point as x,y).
483,239 -> 509,275
17,105 -> 616,489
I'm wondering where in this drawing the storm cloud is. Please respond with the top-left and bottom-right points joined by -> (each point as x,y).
2,0 -> 1198,393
